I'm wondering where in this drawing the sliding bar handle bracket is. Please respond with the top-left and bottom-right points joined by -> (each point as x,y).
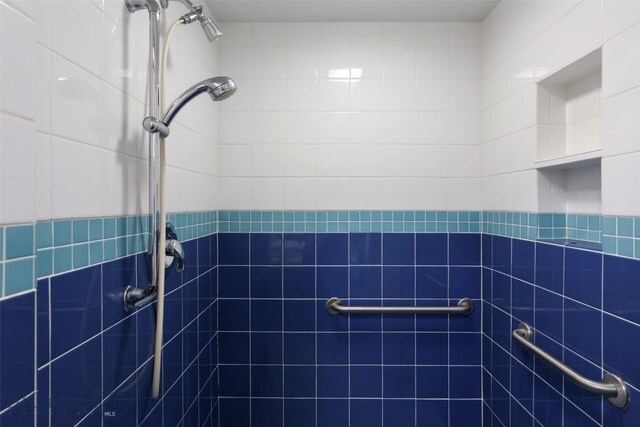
326,298 -> 474,316
513,323 -> 629,408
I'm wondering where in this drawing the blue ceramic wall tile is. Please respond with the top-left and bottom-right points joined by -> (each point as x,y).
415,266 -> 447,298
564,299 -> 601,364
283,333 -> 315,364
317,267 -> 348,298
0,394 -> 34,427
512,278 -> 534,326
103,315 -> 137,394
250,233 -> 282,265
350,233 -> 381,265
36,280 -> 49,367
383,366 -> 415,398
534,287 -> 563,342
449,266 -> 481,299
603,314 -> 640,388
450,400 -> 482,427
534,376 -> 563,427
219,233 -> 249,265
251,300 -> 282,332
492,236 -> 512,274
416,366 -> 448,398
283,266 -> 314,298
284,366 -> 315,397
449,233 -> 481,265
251,333 -> 283,365
382,266 -> 414,298
350,266 -> 381,298
416,233 -> 448,265
512,239 -> 534,283
250,266 -> 282,298
350,366 -> 382,397
0,292 -> 35,410
416,332 -> 448,365
284,399 -> 315,427
318,398 -> 348,427
383,233 -> 414,265
219,398 -> 250,427
316,234 -> 348,265
449,333 -> 481,365
317,366 -> 348,398
284,299 -> 315,331
350,332 -> 382,364
565,247 -> 602,308
383,399 -> 415,427
252,399 -> 283,426
536,242 -> 564,293
417,399 -> 448,427
283,233 -> 315,265
50,336 -> 101,426
317,332 -> 348,365
604,254 -> 640,325
350,399 -> 382,427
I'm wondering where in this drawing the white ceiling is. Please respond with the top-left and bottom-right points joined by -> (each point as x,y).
205,0 -> 500,23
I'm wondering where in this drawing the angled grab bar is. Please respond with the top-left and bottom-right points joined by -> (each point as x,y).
512,322 -> 629,408
325,298 -> 474,315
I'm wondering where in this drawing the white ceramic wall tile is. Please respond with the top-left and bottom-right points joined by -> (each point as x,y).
0,2 -> 36,120
603,0 -> 640,41
317,178 -> 350,209
219,145 -> 251,177
0,0 -> 221,222
217,22 -> 483,210
603,86 -> 640,156
350,79 -> 383,111
0,114 -> 35,223
284,79 -> 318,111
602,153 -> 640,215
251,178 -> 284,210
603,21 -> 640,99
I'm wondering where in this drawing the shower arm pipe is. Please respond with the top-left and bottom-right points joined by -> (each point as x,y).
123,0 -> 162,310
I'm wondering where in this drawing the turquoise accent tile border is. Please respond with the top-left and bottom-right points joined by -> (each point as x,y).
4,257 -> 34,295
4,208 -> 640,296
4,225 -> 34,260
53,220 -> 71,246
89,219 -> 103,241
36,221 -> 52,249
217,210 -> 481,234
72,219 -> 89,243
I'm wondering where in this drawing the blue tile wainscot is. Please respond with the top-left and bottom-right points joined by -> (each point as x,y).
1,210 -> 640,426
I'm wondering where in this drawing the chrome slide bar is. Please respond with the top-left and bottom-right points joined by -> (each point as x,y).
326,298 -> 474,315
512,323 -> 629,408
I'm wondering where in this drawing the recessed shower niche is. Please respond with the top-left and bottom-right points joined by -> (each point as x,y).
536,49 -> 603,245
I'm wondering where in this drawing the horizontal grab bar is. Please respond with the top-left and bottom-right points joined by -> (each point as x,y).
512,323 -> 629,408
325,298 -> 474,316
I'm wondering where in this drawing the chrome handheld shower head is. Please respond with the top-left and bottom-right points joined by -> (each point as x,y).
162,77 -> 236,126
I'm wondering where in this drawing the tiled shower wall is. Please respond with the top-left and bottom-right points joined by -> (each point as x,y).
217,22 -> 482,211
0,0 -> 221,425
482,235 -> 640,427
216,231 -> 483,427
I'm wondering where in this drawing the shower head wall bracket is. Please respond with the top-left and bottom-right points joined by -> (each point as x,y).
143,117 -> 170,138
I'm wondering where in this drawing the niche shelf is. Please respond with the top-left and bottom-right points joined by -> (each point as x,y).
535,49 -> 603,249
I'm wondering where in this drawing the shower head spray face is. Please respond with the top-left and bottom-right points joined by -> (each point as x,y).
199,15 -> 223,42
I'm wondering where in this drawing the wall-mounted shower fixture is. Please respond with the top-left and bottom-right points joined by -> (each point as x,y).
143,76 -> 237,138
123,0 -> 234,400
168,0 -> 223,41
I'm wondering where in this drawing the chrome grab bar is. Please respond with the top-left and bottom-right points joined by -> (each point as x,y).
325,298 -> 474,316
512,322 -> 629,408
